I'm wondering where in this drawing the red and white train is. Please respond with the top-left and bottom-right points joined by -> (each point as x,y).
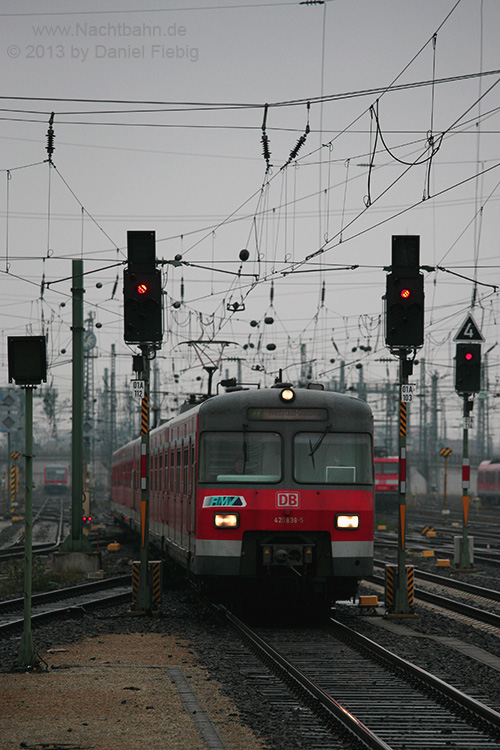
43,464 -> 69,494
374,455 -> 399,512
477,459 -> 500,505
111,384 -> 374,608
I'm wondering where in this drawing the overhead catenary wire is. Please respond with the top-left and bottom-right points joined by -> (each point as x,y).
1,1 -> 499,402
0,69 -> 499,117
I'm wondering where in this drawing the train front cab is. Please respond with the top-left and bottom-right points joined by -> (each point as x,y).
194,387 -> 374,606
374,457 -> 399,513
478,460 -> 500,506
43,464 -> 69,495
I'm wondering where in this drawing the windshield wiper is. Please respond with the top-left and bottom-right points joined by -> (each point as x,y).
308,424 -> 332,467
242,424 -> 248,472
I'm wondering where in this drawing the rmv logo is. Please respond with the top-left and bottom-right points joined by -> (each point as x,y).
276,492 -> 300,508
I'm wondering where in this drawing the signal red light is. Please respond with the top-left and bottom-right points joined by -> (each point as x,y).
400,288 -> 411,299
465,352 -> 473,361
137,283 -> 148,295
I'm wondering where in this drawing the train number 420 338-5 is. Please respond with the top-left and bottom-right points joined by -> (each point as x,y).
274,516 -> 304,524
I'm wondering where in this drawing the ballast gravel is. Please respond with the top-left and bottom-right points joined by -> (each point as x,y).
3,557 -> 500,748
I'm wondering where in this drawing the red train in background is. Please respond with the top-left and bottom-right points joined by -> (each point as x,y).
43,464 -> 69,494
374,455 -> 399,513
111,383 -> 375,610
477,459 -> 500,505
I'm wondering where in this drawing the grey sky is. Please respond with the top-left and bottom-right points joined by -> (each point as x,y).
0,0 -> 499,442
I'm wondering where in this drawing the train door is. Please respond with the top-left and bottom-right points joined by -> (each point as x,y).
188,441 -> 196,548
181,442 -> 189,552
175,446 -> 181,546
161,449 -> 167,528
168,447 -> 174,542
135,445 -> 141,513
131,468 -> 137,512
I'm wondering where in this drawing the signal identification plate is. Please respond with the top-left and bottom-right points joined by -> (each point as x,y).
132,379 -> 145,398
400,384 -> 415,403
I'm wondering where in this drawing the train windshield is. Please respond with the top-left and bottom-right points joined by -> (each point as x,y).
294,432 -> 372,484
46,466 -> 66,481
199,432 -> 282,483
377,461 -> 398,474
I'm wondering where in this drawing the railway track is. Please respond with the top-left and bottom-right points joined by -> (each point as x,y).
0,496 -> 66,560
376,530 -> 500,568
221,606 -> 500,749
368,561 -> 500,630
0,574 -> 132,633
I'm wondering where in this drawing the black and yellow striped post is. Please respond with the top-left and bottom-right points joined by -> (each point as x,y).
10,464 -> 18,514
386,352 -> 416,617
131,347 -> 155,614
385,564 -> 414,610
439,447 -> 452,513
10,450 -> 20,514
131,561 -> 140,603
150,560 -> 162,605
457,396 -> 474,570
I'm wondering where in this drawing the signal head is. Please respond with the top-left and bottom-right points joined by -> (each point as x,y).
123,268 -> 162,344
455,342 -> 481,394
385,273 -> 424,350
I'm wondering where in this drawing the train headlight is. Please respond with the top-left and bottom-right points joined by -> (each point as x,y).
335,514 -> 360,529
214,513 -> 239,529
280,387 -> 295,402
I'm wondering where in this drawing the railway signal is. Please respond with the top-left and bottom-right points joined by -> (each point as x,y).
383,235 -> 425,617
124,231 -> 162,344
385,235 -> 424,350
7,335 -> 47,670
123,232 -> 165,614
455,342 -> 481,394
453,314 -> 483,572
8,335 -> 47,386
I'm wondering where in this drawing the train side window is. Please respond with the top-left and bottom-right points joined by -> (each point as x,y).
183,445 -> 189,493
191,443 -> 196,492
176,448 -> 181,492
169,449 -> 174,493
382,462 -> 398,474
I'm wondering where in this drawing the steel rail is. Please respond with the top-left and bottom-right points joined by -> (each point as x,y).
1,590 -> 131,634
374,560 -> 500,601
0,574 -> 132,615
329,616 -> 500,733
0,575 -> 132,634
221,605 -> 393,750
368,571 -> 500,628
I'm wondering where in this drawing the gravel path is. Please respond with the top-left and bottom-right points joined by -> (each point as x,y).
3,548 -> 500,749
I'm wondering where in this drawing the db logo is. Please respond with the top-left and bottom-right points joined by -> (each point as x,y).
276,492 -> 300,508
